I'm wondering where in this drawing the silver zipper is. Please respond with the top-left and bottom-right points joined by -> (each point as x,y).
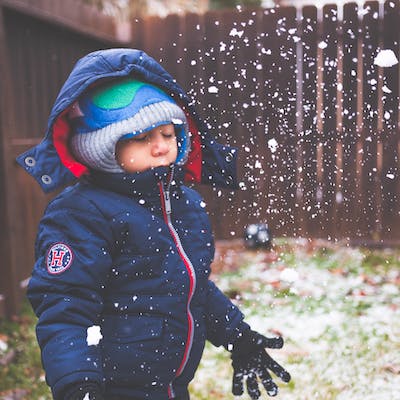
159,168 -> 197,397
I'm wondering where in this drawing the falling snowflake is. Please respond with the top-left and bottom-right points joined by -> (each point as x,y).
382,85 -> 392,94
208,86 -> 219,94
268,138 -> 278,153
229,28 -> 244,38
318,41 -> 328,49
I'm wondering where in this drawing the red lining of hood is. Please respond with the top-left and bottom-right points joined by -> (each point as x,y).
52,107 -> 202,183
183,111 -> 202,183
52,109 -> 89,178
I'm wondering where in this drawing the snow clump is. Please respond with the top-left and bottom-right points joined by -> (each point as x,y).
374,49 -> 398,67
87,325 -> 103,346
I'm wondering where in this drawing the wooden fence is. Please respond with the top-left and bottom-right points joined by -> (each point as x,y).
0,0 -> 399,316
0,0 -> 128,317
132,1 -> 400,244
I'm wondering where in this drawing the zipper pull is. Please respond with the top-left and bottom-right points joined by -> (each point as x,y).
164,189 -> 172,215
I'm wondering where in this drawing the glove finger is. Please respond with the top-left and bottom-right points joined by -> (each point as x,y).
232,371 -> 244,396
259,367 -> 279,397
260,335 -> 284,349
264,351 -> 291,382
246,372 -> 261,400
247,331 -> 283,350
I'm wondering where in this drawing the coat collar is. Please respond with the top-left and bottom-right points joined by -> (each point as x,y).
87,165 -> 184,199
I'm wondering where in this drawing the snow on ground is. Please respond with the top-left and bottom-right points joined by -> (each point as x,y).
190,239 -> 400,400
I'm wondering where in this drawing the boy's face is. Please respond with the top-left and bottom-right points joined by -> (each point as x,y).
115,123 -> 178,173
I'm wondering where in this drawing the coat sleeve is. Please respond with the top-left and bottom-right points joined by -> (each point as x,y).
204,280 -> 250,349
27,193 -> 114,399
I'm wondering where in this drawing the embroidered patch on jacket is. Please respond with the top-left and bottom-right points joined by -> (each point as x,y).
46,243 -> 74,274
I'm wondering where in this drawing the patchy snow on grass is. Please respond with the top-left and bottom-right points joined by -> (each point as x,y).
190,240 -> 400,400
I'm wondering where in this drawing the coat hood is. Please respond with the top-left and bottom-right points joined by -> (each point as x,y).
16,48 -> 238,193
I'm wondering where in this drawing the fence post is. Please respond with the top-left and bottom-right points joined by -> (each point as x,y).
0,3 -> 22,317
339,2 -> 359,240
361,1 -> 381,243
320,4 -> 339,240
381,0 -> 400,240
300,5 -> 318,238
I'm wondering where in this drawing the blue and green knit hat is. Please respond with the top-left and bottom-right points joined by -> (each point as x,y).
69,77 -> 190,173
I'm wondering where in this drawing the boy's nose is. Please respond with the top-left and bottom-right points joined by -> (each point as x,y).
151,136 -> 169,156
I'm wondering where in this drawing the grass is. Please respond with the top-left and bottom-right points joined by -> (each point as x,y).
0,302 -> 49,399
1,238 -> 399,399
190,239 -> 400,400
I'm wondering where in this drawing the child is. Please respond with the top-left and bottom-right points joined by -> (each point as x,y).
17,48 -> 290,400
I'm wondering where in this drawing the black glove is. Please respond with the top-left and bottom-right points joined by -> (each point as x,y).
230,329 -> 291,399
61,382 -> 104,400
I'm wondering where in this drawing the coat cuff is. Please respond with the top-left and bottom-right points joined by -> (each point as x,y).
52,371 -> 103,400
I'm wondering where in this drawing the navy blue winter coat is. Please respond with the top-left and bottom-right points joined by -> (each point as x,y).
17,49 -> 248,400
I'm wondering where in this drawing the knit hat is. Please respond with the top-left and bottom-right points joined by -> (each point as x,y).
69,77 -> 190,173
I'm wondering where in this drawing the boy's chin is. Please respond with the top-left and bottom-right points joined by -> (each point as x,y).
150,162 -> 174,169
126,163 -> 174,174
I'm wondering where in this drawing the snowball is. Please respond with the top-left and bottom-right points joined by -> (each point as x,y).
374,49 -> 398,67
208,86 -> 219,94
87,325 -> 103,346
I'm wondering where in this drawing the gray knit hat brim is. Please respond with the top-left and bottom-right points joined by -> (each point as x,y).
70,100 -> 189,173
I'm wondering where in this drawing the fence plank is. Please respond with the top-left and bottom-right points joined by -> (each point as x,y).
0,5 -> 20,317
300,5 -> 318,238
178,12 -> 224,240
381,0 -> 400,239
320,4 -> 339,239
259,6 -> 298,238
195,10 -> 226,238
339,2 -> 360,239
360,1 -> 381,242
214,8 -> 248,240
